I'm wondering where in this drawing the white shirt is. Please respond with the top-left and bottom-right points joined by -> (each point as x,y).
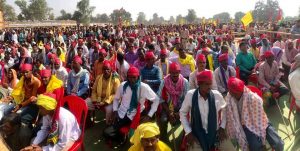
54,67 -> 69,88
113,82 -> 159,120
33,107 -> 81,151
189,70 -> 218,90
116,60 -> 130,81
214,66 -> 236,93
180,89 -> 226,134
289,68 -> 300,105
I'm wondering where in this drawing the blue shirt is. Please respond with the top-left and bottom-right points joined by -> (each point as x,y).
141,65 -> 162,93
67,69 -> 90,97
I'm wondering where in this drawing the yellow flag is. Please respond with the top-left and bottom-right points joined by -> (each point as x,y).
241,11 -> 253,27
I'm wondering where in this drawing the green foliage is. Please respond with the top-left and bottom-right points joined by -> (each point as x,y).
234,11 -> 245,23
76,0 -> 95,25
252,0 -> 281,22
186,9 -> 197,23
137,12 -> 147,24
57,9 -> 72,20
213,12 -> 231,23
110,8 -> 132,25
1,0 -> 16,21
15,0 -> 52,21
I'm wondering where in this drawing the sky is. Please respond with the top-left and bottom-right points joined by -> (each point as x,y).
6,0 -> 300,20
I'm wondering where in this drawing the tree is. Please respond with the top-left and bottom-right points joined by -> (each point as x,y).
57,9 -> 72,20
3,4 -> 16,21
252,0 -> 281,22
176,14 -> 184,24
110,8 -> 132,25
137,12 -> 147,24
99,14 -> 110,23
15,0 -> 52,21
75,0 -> 95,25
72,11 -> 82,22
213,12 -> 231,23
0,0 -> 5,10
234,11 -> 245,23
186,9 -> 197,23
151,13 -> 159,24
169,16 -> 175,24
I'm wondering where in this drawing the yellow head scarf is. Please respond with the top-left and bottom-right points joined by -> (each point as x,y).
129,122 -> 171,151
46,75 -> 63,93
130,122 -> 160,146
36,94 -> 57,110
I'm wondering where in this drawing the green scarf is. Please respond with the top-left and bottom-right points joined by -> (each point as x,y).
123,79 -> 141,112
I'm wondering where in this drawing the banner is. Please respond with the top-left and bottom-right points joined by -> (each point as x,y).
241,11 -> 253,27
0,11 -> 4,29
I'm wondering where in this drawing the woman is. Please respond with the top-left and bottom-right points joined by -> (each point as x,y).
133,48 -> 146,70
2,69 -> 19,93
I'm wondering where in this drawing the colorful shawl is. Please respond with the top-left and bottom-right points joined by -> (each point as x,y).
226,88 -> 269,151
164,74 -> 184,110
179,54 -> 195,72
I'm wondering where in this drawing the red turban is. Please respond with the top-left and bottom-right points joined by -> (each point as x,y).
264,51 -> 274,58
73,55 -> 83,65
78,39 -> 84,44
21,63 -> 32,71
228,77 -> 245,93
98,48 -> 107,56
196,70 -> 213,82
44,44 -> 51,51
127,66 -> 140,77
160,49 -> 167,55
47,53 -> 56,59
202,47 -> 209,53
276,33 -> 281,38
103,60 -> 111,68
197,54 -> 206,62
218,53 -> 228,62
40,69 -> 52,78
54,58 -> 61,64
250,39 -> 256,45
216,37 -> 222,43
71,41 -> 77,48
175,37 -> 181,44
206,39 -> 212,44
145,51 -> 155,60
169,62 -> 181,72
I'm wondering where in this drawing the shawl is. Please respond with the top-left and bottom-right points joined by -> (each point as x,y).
163,74 -> 184,111
226,88 -> 269,151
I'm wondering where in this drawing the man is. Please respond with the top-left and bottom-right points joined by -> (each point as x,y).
21,93 -> 81,151
273,34 -> 285,50
93,48 -> 107,80
236,42 -> 257,84
218,45 -> 235,67
67,56 -> 90,99
75,38 -> 89,59
180,71 -> 235,151
116,52 -> 130,82
125,44 -> 138,65
196,47 -> 214,71
53,58 -> 68,88
189,54 -> 217,90
258,51 -> 289,103
155,49 -> 169,77
170,47 -> 195,80
141,51 -> 162,93
290,19 -> 300,35
88,60 -> 120,125
158,62 -> 189,147
249,38 -> 260,61
111,66 -> 159,141
282,40 -> 299,80
289,54 -> 300,107
3,64 -> 41,125
225,77 -> 284,151
0,113 -> 32,151
214,54 -> 236,96
128,122 -> 171,151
